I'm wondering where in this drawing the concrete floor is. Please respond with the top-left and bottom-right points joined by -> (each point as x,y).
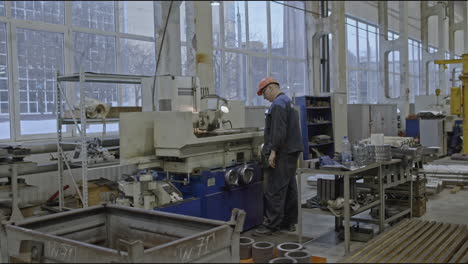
243,175 -> 468,263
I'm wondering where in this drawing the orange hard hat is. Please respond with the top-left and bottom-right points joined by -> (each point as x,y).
257,77 -> 279,96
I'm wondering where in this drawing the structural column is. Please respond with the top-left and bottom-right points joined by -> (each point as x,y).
194,1 -> 215,94
464,2 -> 468,52
377,2 -> 409,130
306,1 -> 348,151
332,1 -> 348,152
156,1 -> 182,75
421,2 -> 447,95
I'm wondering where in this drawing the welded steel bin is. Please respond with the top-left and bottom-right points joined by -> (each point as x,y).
1,204 -> 245,263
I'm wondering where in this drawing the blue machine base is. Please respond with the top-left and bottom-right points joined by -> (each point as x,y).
155,163 -> 264,231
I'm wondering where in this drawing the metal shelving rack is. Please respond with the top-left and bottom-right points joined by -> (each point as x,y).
296,95 -> 335,159
55,71 -> 149,210
296,158 -> 413,256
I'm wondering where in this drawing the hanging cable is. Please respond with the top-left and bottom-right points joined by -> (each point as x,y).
152,0 -> 174,111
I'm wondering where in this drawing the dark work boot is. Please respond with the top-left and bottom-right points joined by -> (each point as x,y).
280,224 -> 296,232
253,225 -> 276,236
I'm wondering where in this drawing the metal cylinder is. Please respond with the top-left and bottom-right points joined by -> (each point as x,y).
224,169 -> 239,186
276,242 -> 303,257
238,165 -> 254,185
269,257 -> 298,263
285,250 -> 312,263
252,241 -> 275,263
240,237 -> 255,260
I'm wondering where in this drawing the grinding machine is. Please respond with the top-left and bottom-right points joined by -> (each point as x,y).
118,76 -> 264,230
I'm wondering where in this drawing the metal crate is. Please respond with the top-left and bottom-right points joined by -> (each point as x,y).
1,204 -> 245,263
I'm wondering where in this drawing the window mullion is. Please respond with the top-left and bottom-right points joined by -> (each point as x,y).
9,24 -> 20,141
115,1 -> 122,106
220,1 -> 225,98
5,15 -> 17,141
64,0 -> 75,137
245,1 -> 251,106
356,21 -> 360,103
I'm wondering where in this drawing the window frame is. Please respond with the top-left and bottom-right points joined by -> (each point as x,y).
212,1 -> 308,107
0,1 -> 158,142
345,15 -> 380,104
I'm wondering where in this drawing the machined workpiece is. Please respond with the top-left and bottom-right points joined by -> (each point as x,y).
240,237 -> 255,259
276,242 -> 303,257
252,241 -> 275,263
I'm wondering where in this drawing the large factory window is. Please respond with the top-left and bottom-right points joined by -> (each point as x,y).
72,1 -> 115,32
120,38 -> 155,106
0,23 -> 8,140
12,1 -> 64,25
346,17 -> 379,104
212,1 -> 307,106
345,16 -> 429,104
387,50 -> 401,99
118,1 -> 154,37
180,1 -> 196,77
17,29 -> 64,136
408,38 -> 422,103
73,32 -> 117,104
0,1 -> 157,141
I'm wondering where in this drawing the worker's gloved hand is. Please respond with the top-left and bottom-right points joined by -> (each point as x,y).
269,150 -> 277,168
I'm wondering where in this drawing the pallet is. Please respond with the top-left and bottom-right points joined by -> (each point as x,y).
340,219 -> 468,263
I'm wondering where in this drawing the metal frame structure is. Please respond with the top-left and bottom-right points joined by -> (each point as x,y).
297,159 -> 413,256
55,72 -> 148,210
2,204 -> 246,263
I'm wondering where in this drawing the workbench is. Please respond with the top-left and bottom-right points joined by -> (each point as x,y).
297,159 -> 413,255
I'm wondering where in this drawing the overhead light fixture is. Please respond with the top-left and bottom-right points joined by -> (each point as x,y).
211,1 -> 220,6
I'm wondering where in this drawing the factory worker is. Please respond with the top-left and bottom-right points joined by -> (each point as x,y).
253,77 -> 303,236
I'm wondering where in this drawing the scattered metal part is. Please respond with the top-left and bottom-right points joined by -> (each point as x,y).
252,241 -> 275,263
277,242 -> 303,257
269,257 -> 298,263
285,250 -> 313,263
240,237 -> 255,259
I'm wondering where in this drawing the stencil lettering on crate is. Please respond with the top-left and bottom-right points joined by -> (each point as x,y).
46,241 -> 76,262
175,232 -> 216,262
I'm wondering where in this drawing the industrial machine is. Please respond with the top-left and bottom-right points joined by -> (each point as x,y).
435,54 -> 468,154
118,76 -> 264,231
116,171 -> 183,209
